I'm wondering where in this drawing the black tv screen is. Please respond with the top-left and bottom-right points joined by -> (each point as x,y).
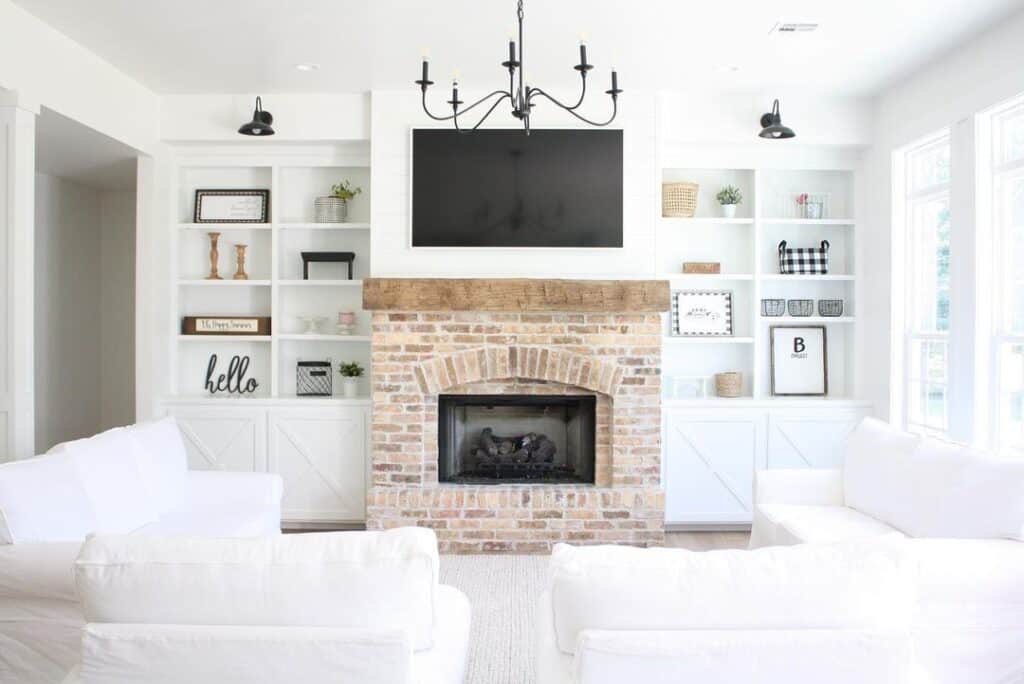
412,129 -> 623,247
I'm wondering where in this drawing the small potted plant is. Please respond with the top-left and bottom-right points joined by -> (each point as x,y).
716,185 -> 743,218
314,180 -> 363,223
337,361 -> 364,398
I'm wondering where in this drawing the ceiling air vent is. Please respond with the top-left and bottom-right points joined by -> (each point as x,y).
769,22 -> 819,34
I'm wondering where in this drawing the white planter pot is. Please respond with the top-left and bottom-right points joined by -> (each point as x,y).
721,204 -> 738,219
341,377 -> 360,398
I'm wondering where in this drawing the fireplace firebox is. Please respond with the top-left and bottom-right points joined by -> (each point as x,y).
438,394 -> 596,484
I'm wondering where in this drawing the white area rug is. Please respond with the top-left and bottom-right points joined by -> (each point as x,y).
440,554 -> 549,684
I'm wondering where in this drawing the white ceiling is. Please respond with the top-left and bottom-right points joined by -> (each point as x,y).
35,108 -> 138,191
12,0 -> 1024,97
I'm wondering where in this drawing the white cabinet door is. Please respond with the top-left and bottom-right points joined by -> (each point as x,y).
663,410 -> 766,524
268,406 -> 369,524
163,405 -> 267,472
766,408 -> 870,469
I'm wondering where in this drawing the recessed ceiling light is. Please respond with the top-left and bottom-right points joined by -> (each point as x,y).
295,63 -> 320,72
714,65 -> 740,73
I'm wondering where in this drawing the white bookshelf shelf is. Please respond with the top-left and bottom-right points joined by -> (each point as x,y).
277,334 -> 371,342
178,279 -> 272,286
760,218 -> 855,226
278,279 -> 364,287
664,336 -> 755,345
660,217 -> 754,225
177,335 -> 271,342
660,273 -> 755,282
761,317 -> 856,324
177,223 -> 273,230
278,222 -> 371,231
760,274 -> 855,282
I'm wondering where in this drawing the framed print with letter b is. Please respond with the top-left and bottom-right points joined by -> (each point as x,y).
770,326 -> 827,396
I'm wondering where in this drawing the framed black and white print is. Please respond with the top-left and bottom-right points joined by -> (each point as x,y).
194,189 -> 270,223
770,326 -> 828,396
671,290 -> 733,336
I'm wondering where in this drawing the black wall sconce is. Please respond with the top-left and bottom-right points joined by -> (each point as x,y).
758,99 -> 795,139
238,97 -> 275,136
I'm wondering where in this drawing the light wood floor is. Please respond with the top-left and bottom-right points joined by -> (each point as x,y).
664,531 -> 750,550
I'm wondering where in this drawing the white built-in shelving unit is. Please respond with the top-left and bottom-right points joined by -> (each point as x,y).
657,165 -> 859,403
169,143 -> 373,402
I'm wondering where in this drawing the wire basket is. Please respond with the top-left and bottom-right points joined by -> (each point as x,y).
662,182 -> 699,218
715,372 -> 743,398
314,197 -> 348,223
787,299 -> 814,317
761,299 -> 786,317
818,299 -> 844,317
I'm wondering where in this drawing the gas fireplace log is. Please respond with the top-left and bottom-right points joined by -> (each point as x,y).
472,428 -> 558,465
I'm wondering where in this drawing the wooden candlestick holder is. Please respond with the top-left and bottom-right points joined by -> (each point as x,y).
205,232 -> 222,280
233,244 -> 249,280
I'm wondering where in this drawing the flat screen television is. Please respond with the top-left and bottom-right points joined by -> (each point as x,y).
411,129 -> 623,248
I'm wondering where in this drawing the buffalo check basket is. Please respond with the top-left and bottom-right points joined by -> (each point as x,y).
778,240 -> 830,275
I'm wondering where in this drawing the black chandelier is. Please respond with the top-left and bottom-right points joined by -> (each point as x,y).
415,0 -> 622,133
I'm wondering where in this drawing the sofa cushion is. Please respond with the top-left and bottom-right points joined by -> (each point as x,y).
66,431 -> 159,535
844,418 -> 1024,540
756,504 -> 903,545
75,528 -> 440,651
0,453 -> 97,544
843,417 -> 921,526
910,538 -> 1024,630
573,629 -> 912,684
549,538 -> 915,655
125,417 -> 189,515
132,507 -> 281,538
77,624 -> 412,684
895,438 -> 1024,540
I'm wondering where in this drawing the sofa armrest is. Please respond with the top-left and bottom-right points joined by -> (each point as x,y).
177,471 -> 283,513
753,469 -> 844,506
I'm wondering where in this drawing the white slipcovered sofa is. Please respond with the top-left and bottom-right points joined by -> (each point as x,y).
750,417 -> 1024,684
0,417 -> 283,683
536,539 -> 916,684
61,528 -> 470,684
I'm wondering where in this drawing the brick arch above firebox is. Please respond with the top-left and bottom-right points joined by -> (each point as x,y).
413,346 -> 624,397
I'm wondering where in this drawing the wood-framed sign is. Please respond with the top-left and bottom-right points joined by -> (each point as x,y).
194,189 -> 270,223
670,290 -> 733,336
770,325 -> 828,396
182,316 -> 271,336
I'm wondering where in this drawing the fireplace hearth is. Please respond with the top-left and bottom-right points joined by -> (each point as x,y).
438,394 -> 596,484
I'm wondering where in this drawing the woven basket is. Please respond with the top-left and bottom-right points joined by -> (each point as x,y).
662,182 -> 699,218
715,372 -> 743,398
314,197 -> 348,223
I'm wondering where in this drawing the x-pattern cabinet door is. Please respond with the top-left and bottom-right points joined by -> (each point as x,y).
163,406 -> 267,472
663,409 -> 766,524
268,406 -> 369,524
766,408 -> 869,469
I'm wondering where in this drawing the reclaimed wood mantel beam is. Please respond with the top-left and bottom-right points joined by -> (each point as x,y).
362,278 -> 670,313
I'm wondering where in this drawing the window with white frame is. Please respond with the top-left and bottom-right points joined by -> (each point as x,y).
988,97 -> 1024,454
902,134 -> 951,436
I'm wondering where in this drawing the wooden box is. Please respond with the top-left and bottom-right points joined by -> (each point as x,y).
682,262 -> 721,274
